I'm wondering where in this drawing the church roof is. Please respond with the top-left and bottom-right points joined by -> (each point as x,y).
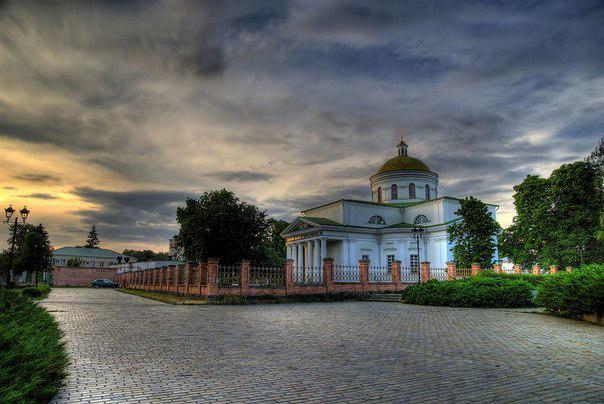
376,155 -> 431,174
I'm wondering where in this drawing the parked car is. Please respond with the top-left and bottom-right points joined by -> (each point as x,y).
91,279 -> 119,288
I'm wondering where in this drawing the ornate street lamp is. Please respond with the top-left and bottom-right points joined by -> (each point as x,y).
412,225 -> 425,283
3,205 -> 30,287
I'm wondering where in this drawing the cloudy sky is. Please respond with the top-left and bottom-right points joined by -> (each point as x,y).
0,0 -> 602,252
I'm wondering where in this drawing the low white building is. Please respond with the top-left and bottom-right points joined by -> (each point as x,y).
281,134 -> 498,276
53,246 -> 131,268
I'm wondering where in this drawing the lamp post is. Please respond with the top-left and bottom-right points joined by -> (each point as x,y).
3,205 -> 30,287
412,225 -> 424,283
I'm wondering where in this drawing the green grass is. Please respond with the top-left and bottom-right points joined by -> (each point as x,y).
0,288 -> 68,403
12,284 -> 51,299
119,288 -> 369,305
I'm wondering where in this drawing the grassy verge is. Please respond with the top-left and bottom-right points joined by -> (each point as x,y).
0,288 -> 68,403
119,288 -> 369,305
12,284 -> 51,300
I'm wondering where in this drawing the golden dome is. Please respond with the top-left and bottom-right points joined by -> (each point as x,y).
377,155 -> 431,174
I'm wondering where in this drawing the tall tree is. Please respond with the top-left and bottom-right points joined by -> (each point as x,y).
17,224 -> 53,285
85,225 -> 100,248
263,218 -> 289,267
501,161 -> 603,267
176,189 -> 270,264
448,196 -> 501,268
499,175 -> 550,267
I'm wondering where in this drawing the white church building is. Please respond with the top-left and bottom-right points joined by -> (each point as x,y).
282,133 -> 498,276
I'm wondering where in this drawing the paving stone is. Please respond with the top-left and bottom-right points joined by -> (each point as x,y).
41,289 -> 604,403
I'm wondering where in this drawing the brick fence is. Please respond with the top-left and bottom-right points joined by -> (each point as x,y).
121,259 -> 560,298
52,267 -> 119,286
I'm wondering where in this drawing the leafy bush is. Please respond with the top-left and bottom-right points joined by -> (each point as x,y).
401,277 -> 534,308
0,289 -> 68,402
536,264 -> 604,318
19,285 -> 51,299
479,270 -> 547,286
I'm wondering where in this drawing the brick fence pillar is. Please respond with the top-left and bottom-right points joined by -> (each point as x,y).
421,261 -> 431,283
323,258 -> 334,291
152,268 -> 158,290
514,264 -> 522,274
532,265 -> 541,275
240,260 -> 250,294
359,259 -> 369,289
284,259 -> 294,293
144,269 -> 149,291
392,260 -> 401,287
549,265 -> 557,275
197,261 -> 206,294
471,263 -> 481,276
493,263 -> 503,273
446,261 -> 457,281
206,258 -> 219,296
166,265 -> 174,291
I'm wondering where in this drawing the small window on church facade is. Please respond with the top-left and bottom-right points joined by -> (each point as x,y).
425,184 -> 430,200
414,214 -> 430,224
368,215 -> 386,225
408,183 -> 416,199
391,184 -> 398,200
377,186 -> 382,203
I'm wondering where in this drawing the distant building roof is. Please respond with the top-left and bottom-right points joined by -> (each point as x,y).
53,246 -> 128,259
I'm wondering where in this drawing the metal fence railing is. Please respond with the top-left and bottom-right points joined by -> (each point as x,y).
368,266 -> 391,283
293,266 -> 323,285
333,265 -> 360,283
218,265 -> 240,287
456,268 -> 472,278
431,268 -> 448,281
401,267 -> 419,283
250,266 -> 285,287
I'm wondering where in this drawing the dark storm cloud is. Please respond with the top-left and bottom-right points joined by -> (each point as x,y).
71,187 -> 191,242
0,0 -> 602,247
208,171 -> 274,182
20,193 -> 60,200
14,173 -> 61,184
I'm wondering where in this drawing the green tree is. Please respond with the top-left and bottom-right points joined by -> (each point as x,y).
122,249 -> 170,262
66,258 -> 82,268
17,224 -> 53,285
499,175 -> 550,267
176,189 -> 270,264
84,225 -> 100,248
263,218 -> 289,267
448,196 -> 501,268
501,161 -> 603,267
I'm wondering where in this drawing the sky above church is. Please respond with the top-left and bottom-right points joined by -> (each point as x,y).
0,0 -> 602,252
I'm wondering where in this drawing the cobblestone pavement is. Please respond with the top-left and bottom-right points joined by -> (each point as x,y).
42,288 -> 603,403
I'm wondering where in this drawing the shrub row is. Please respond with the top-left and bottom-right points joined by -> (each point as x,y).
0,289 -> 68,403
536,264 -> 604,318
401,277 -> 534,308
17,284 -> 51,299
478,270 -> 547,286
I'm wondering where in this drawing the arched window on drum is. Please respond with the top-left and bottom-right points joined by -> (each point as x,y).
391,184 -> 398,200
377,187 -> 382,203
425,184 -> 430,200
414,214 -> 430,225
408,183 -> 416,199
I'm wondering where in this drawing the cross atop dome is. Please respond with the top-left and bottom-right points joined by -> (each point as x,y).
397,127 -> 408,156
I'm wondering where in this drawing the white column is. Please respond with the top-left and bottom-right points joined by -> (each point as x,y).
296,243 -> 303,281
320,238 -> 327,261
286,244 -> 291,260
313,239 -> 320,278
306,241 -> 312,279
343,239 -> 350,266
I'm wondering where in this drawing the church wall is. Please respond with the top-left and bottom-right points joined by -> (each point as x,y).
303,202 -> 343,223
403,200 -> 443,225
343,201 -> 401,227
